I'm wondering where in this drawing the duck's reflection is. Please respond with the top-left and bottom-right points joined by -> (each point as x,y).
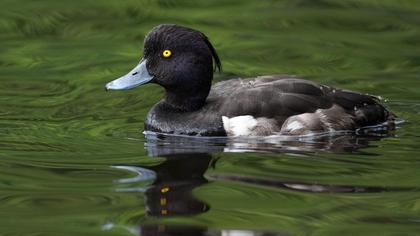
144,130 -> 392,156
113,152 -> 294,235
109,129 -> 396,235
109,153 -> 217,235
139,224 -> 285,236
143,153 -> 212,217
140,224 -> 207,236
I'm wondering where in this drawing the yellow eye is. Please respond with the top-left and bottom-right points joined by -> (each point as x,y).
162,49 -> 172,58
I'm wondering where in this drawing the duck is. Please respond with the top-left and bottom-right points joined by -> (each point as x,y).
105,24 -> 395,137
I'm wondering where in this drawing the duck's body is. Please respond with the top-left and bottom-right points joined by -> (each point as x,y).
106,24 -> 394,137
145,75 -> 391,136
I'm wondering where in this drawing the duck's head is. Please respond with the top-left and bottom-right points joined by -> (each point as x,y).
106,24 -> 221,111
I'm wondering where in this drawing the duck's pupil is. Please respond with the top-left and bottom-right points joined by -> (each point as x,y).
132,72 -> 138,76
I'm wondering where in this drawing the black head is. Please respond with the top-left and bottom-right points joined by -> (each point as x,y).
144,24 -> 221,110
106,24 -> 221,112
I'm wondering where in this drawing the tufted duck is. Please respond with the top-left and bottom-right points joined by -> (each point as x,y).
106,24 -> 395,136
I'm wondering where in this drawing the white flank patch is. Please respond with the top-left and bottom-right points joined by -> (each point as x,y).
286,121 -> 304,131
221,230 -> 255,236
222,115 -> 257,136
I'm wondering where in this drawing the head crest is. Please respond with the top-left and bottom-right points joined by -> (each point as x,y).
201,34 -> 221,72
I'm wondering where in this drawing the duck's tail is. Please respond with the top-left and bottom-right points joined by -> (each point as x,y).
327,88 -> 396,127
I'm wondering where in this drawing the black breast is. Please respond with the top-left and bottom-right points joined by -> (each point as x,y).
145,101 -> 226,136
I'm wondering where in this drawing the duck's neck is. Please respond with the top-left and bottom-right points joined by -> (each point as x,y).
163,86 -> 210,112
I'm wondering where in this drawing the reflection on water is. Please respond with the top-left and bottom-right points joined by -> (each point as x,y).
115,153 -> 213,217
112,152 -> 292,235
143,153 -> 211,217
111,153 -> 212,234
139,224 -> 287,236
105,223 -> 249,236
144,124 -> 397,156
110,128 -> 400,235
208,173 -> 410,193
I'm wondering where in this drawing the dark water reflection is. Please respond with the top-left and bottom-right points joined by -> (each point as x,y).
144,127 -> 395,156
112,152 -> 291,235
110,128 -> 403,235
139,224 -> 287,236
143,153 -> 211,217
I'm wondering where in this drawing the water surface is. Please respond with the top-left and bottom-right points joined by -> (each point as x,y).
1,0 -> 420,235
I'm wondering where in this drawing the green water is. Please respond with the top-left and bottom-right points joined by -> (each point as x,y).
1,0 -> 420,235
